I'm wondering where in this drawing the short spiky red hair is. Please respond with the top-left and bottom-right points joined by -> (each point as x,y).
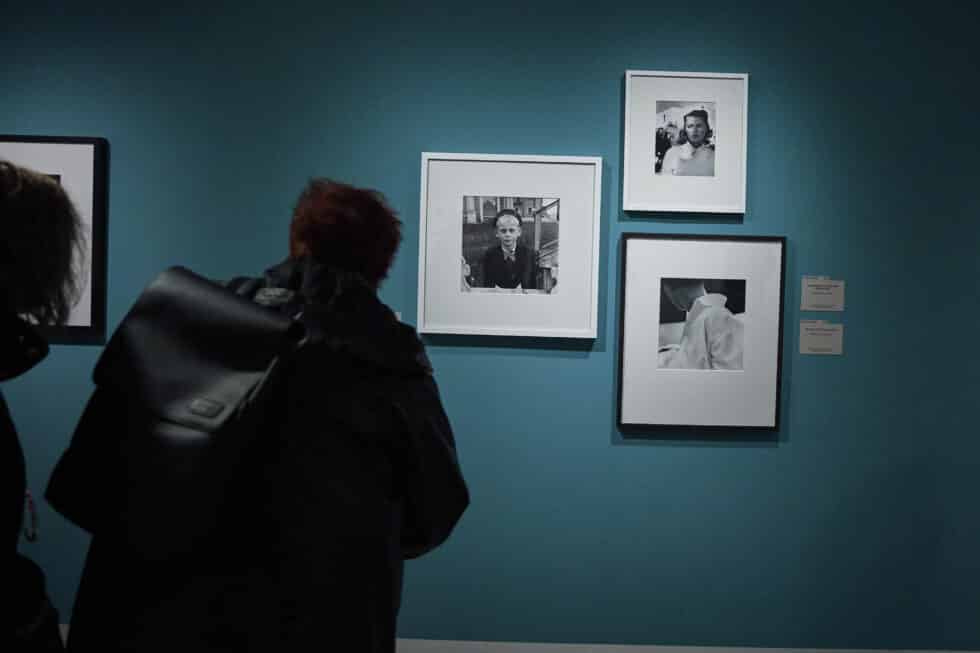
289,179 -> 402,287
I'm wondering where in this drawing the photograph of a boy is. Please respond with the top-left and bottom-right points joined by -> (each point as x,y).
479,210 -> 535,289
657,278 -> 744,370
654,101 -> 716,177
460,196 -> 559,293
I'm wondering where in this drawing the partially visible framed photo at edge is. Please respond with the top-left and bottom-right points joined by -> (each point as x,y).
622,70 -> 748,213
418,153 -> 602,338
618,234 -> 785,429
0,135 -> 109,344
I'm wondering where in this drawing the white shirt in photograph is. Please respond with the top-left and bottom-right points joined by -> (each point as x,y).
661,142 -> 715,177
660,293 -> 743,370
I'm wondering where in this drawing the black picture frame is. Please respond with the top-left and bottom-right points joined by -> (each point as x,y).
617,233 -> 786,430
1,135 -> 109,345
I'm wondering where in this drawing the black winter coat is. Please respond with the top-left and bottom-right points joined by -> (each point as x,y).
2,312 -> 63,650
65,259 -> 469,652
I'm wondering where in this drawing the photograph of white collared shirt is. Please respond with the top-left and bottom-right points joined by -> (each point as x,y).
657,278 -> 745,370
661,142 -> 715,177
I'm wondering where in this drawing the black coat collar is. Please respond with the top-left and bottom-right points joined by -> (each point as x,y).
238,258 -> 431,376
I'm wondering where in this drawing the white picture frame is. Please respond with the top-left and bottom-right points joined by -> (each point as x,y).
622,70 -> 748,214
418,152 -> 602,338
0,135 -> 109,344
618,234 -> 785,429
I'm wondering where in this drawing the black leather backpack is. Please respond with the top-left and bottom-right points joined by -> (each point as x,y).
46,266 -> 305,561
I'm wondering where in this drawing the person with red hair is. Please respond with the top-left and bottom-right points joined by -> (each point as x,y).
66,179 -> 469,652
239,179 -> 469,647
287,179 -> 403,288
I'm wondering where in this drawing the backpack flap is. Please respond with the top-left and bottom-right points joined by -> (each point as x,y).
96,266 -> 302,431
47,267 -> 304,557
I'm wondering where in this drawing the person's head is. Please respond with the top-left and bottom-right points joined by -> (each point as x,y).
492,210 -> 522,251
662,278 -> 707,312
289,178 -> 402,288
683,109 -> 712,147
664,121 -> 685,146
0,161 -> 84,324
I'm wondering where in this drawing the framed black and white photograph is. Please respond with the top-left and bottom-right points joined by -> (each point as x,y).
0,135 -> 108,344
618,234 -> 785,429
623,71 -> 748,213
460,195 -> 560,294
418,153 -> 601,338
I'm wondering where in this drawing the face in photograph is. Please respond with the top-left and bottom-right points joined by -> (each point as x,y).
684,114 -> 708,148
495,213 -> 521,251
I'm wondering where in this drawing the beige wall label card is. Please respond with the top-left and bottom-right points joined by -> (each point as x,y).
801,276 -> 845,311
800,320 -> 843,355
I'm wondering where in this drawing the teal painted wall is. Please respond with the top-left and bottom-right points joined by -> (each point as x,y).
3,0 -> 979,648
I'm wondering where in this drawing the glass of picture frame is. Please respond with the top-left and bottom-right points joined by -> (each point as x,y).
618,233 -> 785,429
418,152 -> 602,338
0,135 -> 109,344
622,70 -> 748,214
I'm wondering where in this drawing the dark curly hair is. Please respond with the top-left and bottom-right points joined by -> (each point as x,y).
288,179 -> 402,287
0,160 -> 85,325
